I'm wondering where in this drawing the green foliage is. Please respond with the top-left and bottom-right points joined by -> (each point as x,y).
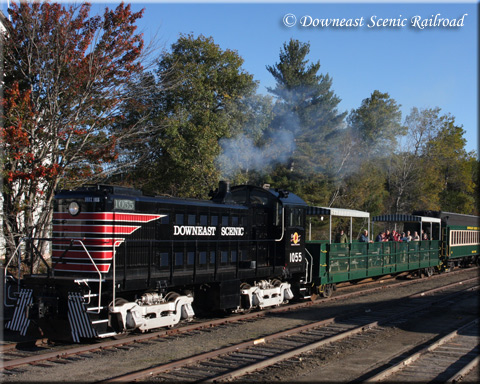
348,90 -> 404,158
388,108 -> 478,215
335,161 -> 389,216
136,34 -> 258,197
422,116 -> 476,213
1,1 -> 146,261
266,39 -> 347,178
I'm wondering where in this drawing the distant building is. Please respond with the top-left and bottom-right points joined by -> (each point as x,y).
0,10 -> 7,34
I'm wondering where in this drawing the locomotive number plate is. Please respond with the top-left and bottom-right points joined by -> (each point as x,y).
114,199 -> 135,211
289,252 -> 303,263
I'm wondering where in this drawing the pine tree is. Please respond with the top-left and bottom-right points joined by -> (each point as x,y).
266,39 -> 346,179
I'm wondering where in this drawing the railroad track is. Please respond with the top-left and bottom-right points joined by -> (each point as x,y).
0,269 -> 423,365
366,319 -> 479,383
1,268 -> 477,378
98,278 -> 479,382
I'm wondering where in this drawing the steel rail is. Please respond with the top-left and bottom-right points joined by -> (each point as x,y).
365,319 -> 479,382
98,282 -> 479,383
2,269 -> 477,372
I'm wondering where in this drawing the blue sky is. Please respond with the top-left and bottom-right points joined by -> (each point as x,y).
2,1 -> 478,154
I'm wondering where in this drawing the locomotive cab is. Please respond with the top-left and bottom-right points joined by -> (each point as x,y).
229,184 -> 307,277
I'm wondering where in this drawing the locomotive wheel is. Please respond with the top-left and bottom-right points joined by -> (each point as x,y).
240,283 -> 252,313
447,261 -> 455,272
240,282 -> 251,290
111,298 -> 130,339
321,284 -> 333,298
271,279 -> 282,287
164,291 -> 180,302
111,297 -> 128,307
425,267 -> 434,277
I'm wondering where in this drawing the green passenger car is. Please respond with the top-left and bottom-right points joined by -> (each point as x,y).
413,211 -> 480,269
306,240 -> 440,295
304,208 -> 478,298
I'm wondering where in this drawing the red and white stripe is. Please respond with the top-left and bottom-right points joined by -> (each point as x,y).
52,212 -> 164,274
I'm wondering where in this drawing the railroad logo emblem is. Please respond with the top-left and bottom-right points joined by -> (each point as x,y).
291,232 -> 301,245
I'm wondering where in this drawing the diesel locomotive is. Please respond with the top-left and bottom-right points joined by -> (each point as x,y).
4,182 -> 480,342
6,182 -> 310,341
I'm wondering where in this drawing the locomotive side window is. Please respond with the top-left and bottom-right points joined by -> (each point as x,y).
231,189 -> 247,204
209,251 -> 216,264
187,252 -> 195,265
275,203 -> 282,226
199,251 -> 207,265
222,216 -> 229,226
231,250 -> 237,263
221,251 -> 228,263
175,252 -> 183,266
200,215 -> 208,226
188,214 -> 196,225
160,215 -> 169,224
175,214 -> 184,225
232,216 -> 239,226
250,189 -> 269,206
289,208 -> 303,227
211,215 -> 219,226
160,252 -> 169,267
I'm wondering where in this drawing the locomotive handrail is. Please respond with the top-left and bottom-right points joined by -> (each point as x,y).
3,238 -> 25,307
73,239 -> 103,313
275,208 -> 285,242
304,248 -> 314,284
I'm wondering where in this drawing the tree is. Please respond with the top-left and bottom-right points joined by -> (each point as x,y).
348,90 -> 404,158
1,1 -> 147,263
387,107 -> 477,214
422,116 -> 476,213
386,107 -> 444,213
135,34 -> 258,197
334,160 -> 388,215
266,39 -> 347,179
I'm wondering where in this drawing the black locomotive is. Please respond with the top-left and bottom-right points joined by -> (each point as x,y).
6,182 -> 309,341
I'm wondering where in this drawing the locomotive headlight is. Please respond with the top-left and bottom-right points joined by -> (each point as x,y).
68,201 -> 80,216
